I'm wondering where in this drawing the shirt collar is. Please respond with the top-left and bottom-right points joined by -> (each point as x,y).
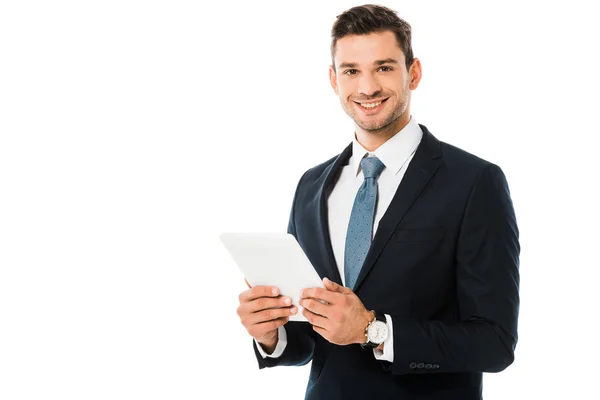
350,116 -> 424,177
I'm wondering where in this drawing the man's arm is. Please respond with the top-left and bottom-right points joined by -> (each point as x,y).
253,170 -> 318,369
380,163 -> 520,375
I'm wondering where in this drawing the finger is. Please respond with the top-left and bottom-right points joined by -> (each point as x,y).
248,305 -> 298,325
238,297 -> 293,322
302,307 -> 328,329
239,286 -> 280,303
249,317 -> 289,337
300,297 -> 329,318
323,277 -> 350,294
247,295 -> 293,313
300,287 -> 338,304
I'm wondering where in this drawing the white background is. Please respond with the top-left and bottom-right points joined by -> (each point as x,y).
1,1 -> 598,399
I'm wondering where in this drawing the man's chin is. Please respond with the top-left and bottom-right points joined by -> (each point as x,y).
354,110 -> 406,134
356,119 -> 392,133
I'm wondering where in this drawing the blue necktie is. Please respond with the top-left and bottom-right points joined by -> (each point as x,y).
344,156 -> 386,290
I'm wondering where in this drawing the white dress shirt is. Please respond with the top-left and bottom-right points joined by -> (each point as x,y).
256,116 -> 423,363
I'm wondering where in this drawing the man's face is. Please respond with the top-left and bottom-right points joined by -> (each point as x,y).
330,31 -> 419,134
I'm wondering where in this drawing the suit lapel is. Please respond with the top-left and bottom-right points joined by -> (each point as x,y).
352,125 -> 443,292
315,143 -> 352,285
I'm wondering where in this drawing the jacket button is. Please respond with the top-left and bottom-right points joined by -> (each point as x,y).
425,364 -> 432,369
409,362 -> 417,369
433,364 -> 439,369
417,362 -> 425,369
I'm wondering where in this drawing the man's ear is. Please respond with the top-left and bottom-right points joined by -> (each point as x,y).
408,58 -> 422,90
329,65 -> 339,95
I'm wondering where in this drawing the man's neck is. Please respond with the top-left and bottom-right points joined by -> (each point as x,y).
355,114 -> 410,152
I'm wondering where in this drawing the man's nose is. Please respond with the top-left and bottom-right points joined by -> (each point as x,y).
357,73 -> 382,97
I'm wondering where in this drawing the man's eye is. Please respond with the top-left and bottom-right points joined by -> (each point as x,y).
344,69 -> 358,75
379,66 -> 392,72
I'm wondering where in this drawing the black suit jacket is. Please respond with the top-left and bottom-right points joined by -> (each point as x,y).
253,125 -> 520,400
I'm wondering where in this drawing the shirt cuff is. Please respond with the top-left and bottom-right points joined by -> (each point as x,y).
373,314 -> 394,362
255,326 -> 288,359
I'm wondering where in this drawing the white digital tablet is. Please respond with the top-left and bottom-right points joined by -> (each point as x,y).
219,232 -> 325,322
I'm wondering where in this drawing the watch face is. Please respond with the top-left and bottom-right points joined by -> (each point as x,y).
367,320 -> 388,343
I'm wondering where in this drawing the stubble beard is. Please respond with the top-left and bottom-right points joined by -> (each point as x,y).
346,84 -> 410,134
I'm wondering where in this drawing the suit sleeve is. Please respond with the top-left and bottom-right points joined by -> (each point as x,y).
382,163 -> 520,375
253,170 -> 317,369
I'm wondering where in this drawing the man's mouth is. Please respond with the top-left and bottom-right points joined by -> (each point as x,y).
354,98 -> 389,113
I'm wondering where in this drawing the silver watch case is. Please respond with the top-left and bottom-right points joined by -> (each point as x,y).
366,319 -> 388,344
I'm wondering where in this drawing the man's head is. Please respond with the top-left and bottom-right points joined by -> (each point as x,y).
329,4 -> 422,141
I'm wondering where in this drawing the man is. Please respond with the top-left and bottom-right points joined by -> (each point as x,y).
236,4 -> 519,400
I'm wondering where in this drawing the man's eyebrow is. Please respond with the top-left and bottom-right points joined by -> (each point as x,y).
338,59 -> 399,69
374,58 -> 399,66
338,62 -> 358,69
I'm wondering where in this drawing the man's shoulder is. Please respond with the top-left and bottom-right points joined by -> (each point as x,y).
439,140 -> 493,169
297,145 -> 350,185
307,153 -> 340,174
421,123 -> 505,182
420,123 -> 495,171
436,138 -> 507,186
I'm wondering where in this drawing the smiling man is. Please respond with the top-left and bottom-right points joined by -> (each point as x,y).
331,30 -> 418,151
235,4 -> 520,400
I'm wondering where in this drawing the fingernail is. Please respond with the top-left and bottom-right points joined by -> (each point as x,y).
291,306 -> 297,314
272,288 -> 278,295
284,297 -> 291,305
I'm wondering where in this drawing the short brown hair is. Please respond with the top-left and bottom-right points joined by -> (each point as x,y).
331,4 -> 414,71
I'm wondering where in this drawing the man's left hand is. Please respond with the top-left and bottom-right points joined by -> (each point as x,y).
299,277 -> 373,346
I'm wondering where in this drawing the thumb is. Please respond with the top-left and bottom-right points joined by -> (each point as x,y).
323,277 -> 349,293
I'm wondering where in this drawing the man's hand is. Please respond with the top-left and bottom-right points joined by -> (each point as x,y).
299,277 -> 373,346
237,278 -> 298,353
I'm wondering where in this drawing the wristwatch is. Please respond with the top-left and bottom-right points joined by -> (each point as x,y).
360,310 -> 388,349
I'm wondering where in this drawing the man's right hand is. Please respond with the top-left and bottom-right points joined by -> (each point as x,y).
237,279 -> 298,353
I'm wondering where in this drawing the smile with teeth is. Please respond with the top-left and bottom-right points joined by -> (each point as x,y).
356,98 -> 387,110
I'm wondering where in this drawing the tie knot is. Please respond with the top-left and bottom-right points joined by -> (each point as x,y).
360,156 -> 385,179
